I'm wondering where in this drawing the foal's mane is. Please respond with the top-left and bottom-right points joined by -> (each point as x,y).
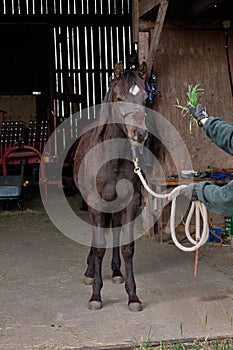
103,70 -> 145,103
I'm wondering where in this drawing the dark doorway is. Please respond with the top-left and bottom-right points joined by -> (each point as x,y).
0,23 -> 50,120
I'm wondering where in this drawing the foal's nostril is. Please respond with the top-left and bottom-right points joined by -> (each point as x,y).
134,128 -> 147,142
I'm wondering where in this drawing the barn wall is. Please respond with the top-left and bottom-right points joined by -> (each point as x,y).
152,27 -> 233,177
0,95 -> 37,125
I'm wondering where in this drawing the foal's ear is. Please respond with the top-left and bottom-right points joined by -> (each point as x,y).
137,61 -> 147,79
114,61 -> 124,79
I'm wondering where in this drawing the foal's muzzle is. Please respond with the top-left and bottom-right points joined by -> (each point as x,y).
132,127 -> 148,144
124,110 -> 148,145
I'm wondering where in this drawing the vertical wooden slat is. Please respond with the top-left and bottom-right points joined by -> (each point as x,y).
114,0 -> 118,14
97,27 -> 106,101
91,26 -> 101,104
90,27 -> 96,113
4,0 -> 7,14
95,0 -> 101,15
111,27 -> 118,67
116,27 -> 120,63
78,26 -> 86,109
147,0 -> 169,73
12,0 -> 16,14
126,0 -> 131,14
48,0 -> 133,120
132,0 -> 139,43
108,0 -> 113,15
43,0 -> 49,15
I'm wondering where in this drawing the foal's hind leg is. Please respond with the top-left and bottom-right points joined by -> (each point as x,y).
111,213 -> 124,284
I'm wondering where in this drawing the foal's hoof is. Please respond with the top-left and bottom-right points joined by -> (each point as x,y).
88,300 -> 102,310
128,302 -> 143,312
84,275 -> 94,285
112,276 -> 124,284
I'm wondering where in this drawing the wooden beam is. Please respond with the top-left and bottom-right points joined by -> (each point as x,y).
147,0 -> 169,73
188,0 -> 224,17
139,19 -> 155,32
132,0 -> 139,43
139,0 -> 161,18
138,32 -> 149,63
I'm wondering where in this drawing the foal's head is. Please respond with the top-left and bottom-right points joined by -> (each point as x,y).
103,61 -> 148,146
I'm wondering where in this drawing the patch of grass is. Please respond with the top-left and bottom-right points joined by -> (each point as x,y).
175,83 -> 205,133
28,343 -> 60,350
132,339 -> 233,350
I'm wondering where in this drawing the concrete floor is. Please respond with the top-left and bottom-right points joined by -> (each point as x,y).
1,194 -> 233,350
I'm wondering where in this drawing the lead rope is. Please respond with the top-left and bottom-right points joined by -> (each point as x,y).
133,158 -> 209,273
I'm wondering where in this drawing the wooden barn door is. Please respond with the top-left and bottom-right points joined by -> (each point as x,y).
0,0 -> 133,157
51,0 -> 132,123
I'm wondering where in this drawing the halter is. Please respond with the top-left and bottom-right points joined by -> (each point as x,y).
122,109 -> 147,118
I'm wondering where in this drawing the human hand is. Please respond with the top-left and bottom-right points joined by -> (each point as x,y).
168,183 -> 198,202
188,103 -> 208,126
178,183 -> 198,201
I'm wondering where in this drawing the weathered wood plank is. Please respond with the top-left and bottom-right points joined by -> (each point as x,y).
147,0 -> 169,73
132,0 -> 139,43
139,0 -> 161,18
138,32 -> 149,63
188,0 -> 224,17
139,19 -> 155,32
153,28 -> 233,176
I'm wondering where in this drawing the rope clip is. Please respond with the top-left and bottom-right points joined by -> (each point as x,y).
133,158 -> 141,173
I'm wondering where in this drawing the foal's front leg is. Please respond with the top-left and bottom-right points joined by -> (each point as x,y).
111,213 -> 124,284
88,224 -> 106,310
121,204 -> 142,311
121,237 -> 142,311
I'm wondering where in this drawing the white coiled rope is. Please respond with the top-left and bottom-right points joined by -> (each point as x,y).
133,158 -> 209,252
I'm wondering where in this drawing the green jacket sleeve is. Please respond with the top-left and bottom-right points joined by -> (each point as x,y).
196,180 -> 233,216
195,116 -> 233,215
203,116 -> 233,156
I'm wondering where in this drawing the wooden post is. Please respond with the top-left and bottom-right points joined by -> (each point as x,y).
147,0 -> 169,73
138,32 -> 149,64
132,0 -> 139,43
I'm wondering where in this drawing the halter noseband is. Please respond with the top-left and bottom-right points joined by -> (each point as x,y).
122,109 -> 147,118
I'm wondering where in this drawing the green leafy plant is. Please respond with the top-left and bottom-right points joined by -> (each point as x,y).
203,312 -> 208,331
175,83 -> 205,133
131,328 -> 154,350
180,321 -> 183,337
132,339 -> 233,350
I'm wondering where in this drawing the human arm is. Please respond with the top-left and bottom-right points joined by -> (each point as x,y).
189,104 -> 233,156
203,117 -> 233,156
195,180 -> 233,216
182,181 -> 233,216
